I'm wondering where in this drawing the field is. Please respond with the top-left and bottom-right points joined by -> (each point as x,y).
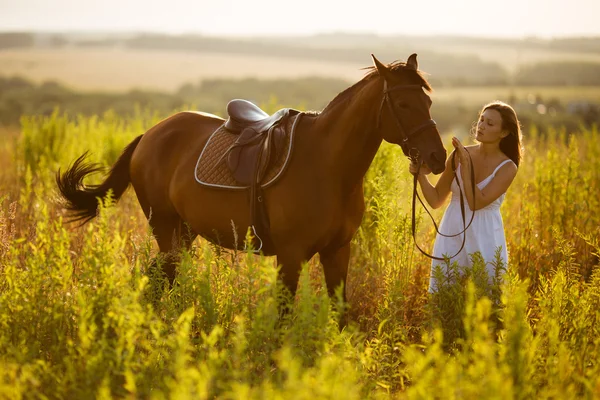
0,107 -> 599,398
1,40 -> 600,397
0,48 -> 367,92
3,48 -> 600,103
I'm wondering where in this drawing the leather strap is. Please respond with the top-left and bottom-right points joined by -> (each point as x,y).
411,150 -> 476,261
377,80 -> 436,156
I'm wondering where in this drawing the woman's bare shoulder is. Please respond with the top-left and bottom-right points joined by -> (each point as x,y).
499,158 -> 518,174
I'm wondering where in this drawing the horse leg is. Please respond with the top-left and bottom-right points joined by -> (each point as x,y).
149,214 -> 197,285
276,252 -> 304,298
319,243 -> 351,327
319,243 -> 351,302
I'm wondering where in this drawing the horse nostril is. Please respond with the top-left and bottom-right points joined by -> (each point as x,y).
428,150 -> 447,174
431,150 -> 446,164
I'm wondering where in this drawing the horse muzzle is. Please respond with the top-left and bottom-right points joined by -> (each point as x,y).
427,149 -> 447,175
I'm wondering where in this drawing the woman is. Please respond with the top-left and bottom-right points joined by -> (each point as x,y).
410,101 -> 523,291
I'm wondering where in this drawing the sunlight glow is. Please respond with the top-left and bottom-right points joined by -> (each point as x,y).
1,0 -> 600,38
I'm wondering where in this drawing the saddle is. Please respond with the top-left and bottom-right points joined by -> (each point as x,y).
225,99 -> 288,134
222,99 -> 300,251
225,99 -> 290,185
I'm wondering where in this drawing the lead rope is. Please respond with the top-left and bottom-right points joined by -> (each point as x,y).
410,150 -> 476,261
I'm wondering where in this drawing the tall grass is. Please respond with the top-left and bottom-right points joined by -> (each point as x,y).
0,111 -> 599,398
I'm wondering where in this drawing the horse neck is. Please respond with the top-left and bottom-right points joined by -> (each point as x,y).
315,78 -> 384,190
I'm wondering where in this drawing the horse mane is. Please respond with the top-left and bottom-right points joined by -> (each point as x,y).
322,61 -> 433,113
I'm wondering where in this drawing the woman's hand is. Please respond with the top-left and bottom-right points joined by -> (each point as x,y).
409,160 -> 431,176
451,136 -> 470,166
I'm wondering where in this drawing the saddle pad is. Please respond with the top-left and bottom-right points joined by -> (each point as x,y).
194,113 -> 302,189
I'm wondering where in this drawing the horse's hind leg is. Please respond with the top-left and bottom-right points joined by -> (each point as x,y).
149,214 -> 197,285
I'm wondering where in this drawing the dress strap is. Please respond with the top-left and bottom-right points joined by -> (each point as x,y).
491,159 -> 514,176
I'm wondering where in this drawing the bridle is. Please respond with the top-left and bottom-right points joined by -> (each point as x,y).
377,78 -> 476,261
377,80 -> 437,156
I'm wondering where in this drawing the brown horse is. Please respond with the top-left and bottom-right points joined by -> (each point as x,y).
56,54 -> 446,300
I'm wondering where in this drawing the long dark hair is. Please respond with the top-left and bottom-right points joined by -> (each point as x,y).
480,101 -> 523,167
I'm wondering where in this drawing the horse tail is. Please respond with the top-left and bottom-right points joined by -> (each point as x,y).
56,135 -> 143,224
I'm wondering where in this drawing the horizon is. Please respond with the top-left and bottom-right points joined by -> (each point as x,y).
2,0 -> 600,40
1,29 -> 600,41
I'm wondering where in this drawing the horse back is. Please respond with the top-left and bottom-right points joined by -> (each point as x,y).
130,112 -> 224,203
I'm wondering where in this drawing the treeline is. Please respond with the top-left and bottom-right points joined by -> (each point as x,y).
1,75 -> 598,134
0,76 -> 350,127
0,77 -> 186,126
515,61 -> 600,86
0,32 -> 34,49
4,32 -> 600,54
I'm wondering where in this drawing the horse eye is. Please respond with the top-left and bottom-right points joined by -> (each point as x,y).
397,103 -> 410,109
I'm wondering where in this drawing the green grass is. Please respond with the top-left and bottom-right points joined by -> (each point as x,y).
0,111 -> 599,398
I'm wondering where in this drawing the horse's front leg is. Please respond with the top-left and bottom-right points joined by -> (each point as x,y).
319,242 -> 351,301
276,253 -> 303,298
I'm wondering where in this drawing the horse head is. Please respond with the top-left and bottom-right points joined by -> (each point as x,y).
372,54 -> 446,174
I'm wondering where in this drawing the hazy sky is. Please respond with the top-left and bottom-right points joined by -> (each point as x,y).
1,0 -> 599,38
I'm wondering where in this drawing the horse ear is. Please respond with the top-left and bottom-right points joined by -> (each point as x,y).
407,53 -> 418,70
371,54 -> 391,79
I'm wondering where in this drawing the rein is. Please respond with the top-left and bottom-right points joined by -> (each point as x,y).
376,77 -> 475,261
410,151 -> 476,261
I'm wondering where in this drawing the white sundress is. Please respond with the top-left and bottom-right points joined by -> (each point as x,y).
429,159 -> 515,292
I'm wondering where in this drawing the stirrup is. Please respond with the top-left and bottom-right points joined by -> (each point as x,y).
243,225 -> 263,253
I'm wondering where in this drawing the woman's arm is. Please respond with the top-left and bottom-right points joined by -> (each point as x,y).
459,160 -> 517,210
410,153 -> 456,209
452,137 -> 518,210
